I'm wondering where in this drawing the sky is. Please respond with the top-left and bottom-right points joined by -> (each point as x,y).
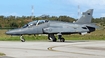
0,0 -> 105,18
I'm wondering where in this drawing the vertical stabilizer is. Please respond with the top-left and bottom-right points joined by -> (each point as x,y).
75,9 -> 93,24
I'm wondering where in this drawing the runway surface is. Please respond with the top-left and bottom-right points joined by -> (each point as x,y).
0,41 -> 105,58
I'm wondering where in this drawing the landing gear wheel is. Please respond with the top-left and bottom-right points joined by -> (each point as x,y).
60,38 -> 65,42
20,36 -> 25,42
48,34 -> 57,42
48,34 -> 51,40
58,33 -> 65,42
52,38 -> 57,42
21,39 -> 25,42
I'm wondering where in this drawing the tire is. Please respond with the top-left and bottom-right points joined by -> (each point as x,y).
60,38 -> 65,42
53,38 -> 57,42
21,39 -> 25,42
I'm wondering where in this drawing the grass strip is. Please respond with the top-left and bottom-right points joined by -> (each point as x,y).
0,52 -> 5,56
0,30 -> 105,41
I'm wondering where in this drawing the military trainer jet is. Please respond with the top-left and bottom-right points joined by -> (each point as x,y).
6,9 -> 97,42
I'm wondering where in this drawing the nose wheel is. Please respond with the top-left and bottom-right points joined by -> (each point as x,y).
20,36 -> 25,42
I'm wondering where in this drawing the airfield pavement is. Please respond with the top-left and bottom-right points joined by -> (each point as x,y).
0,41 -> 105,58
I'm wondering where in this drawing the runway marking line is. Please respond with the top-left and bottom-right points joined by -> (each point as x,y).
47,44 -> 105,57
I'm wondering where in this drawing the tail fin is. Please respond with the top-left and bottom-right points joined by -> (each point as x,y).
75,9 -> 93,24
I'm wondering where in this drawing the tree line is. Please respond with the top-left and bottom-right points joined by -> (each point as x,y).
0,15 -> 105,28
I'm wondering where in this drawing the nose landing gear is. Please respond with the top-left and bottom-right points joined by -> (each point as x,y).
20,36 -> 25,42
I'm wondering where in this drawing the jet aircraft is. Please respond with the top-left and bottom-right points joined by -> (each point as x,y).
6,9 -> 98,42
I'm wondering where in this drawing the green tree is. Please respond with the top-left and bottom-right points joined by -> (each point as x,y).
10,22 -> 18,28
58,16 -> 75,22
0,24 -> 2,28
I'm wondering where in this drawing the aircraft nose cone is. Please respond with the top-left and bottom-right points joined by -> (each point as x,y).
6,31 -> 10,35
6,30 -> 15,35
6,29 -> 22,35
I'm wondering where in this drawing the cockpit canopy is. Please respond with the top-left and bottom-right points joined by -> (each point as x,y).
23,20 -> 49,28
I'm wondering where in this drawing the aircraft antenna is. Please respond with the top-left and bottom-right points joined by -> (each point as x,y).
31,5 -> 34,21
78,5 -> 80,20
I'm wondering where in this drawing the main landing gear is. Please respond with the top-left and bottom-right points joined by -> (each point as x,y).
48,34 -> 57,42
48,33 -> 65,42
20,35 -> 25,42
58,33 -> 65,42
58,35 -> 65,42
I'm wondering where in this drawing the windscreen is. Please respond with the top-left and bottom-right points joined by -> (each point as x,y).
22,21 -> 38,28
22,20 -> 48,28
